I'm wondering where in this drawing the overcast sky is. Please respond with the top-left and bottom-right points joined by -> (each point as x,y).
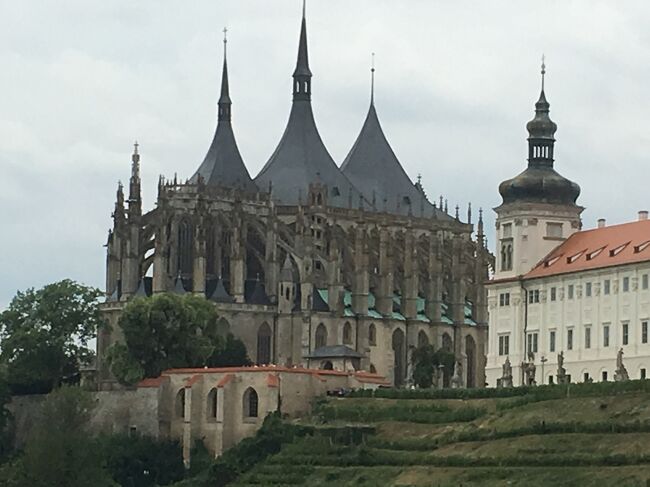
1,0 -> 649,308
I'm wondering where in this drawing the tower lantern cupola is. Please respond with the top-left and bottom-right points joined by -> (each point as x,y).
526,58 -> 557,168
293,1 -> 312,101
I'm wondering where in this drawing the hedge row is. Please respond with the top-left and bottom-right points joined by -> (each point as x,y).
315,401 -> 486,424
370,420 -> 650,451
347,379 -> 650,401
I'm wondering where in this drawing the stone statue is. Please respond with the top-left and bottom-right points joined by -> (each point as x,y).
522,352 -> 536,386
450,360 -> 464,389
500,357 -> 513,388
615,348 -> 629,382
556,351 -> 568,384
406,346 -> 415,388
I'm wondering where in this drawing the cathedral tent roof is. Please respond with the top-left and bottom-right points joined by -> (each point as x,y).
191,36 -> 256,192
341,102 -> 447,218
254,7 -> 364,208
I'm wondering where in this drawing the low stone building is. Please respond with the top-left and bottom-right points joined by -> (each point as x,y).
10,366 -> 387,465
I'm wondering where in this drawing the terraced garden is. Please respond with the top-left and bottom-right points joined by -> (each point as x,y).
231,382 -> 650,486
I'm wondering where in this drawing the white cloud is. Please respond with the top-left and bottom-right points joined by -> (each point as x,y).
1,0 -> 650,307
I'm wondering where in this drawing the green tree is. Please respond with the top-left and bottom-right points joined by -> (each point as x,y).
0,368 -> 13,459
0,280 -> 103,394
21,386 -> 115,487
108,294 -> 250,385
101,433 -> 184,486
412,345 -> 455,388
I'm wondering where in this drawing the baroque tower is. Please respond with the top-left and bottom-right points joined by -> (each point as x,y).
494,60 -> 582,279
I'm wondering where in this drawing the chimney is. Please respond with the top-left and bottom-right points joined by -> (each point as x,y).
639,211 -> 648,221
597,218 -> 606,229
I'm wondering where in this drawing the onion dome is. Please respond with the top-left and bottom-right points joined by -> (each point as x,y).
499,60 -> 580,206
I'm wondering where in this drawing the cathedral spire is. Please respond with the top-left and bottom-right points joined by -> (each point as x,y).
293,0 -> 312,101
128,141 -> 142,216
218,27 -> 232,122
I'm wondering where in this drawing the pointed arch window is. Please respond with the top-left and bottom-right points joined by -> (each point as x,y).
207,388 -> 218,421
315,323 -> 327,349
257,323 -> 272,365
243,387 -> 258,418
368,323 -> 377,346
343,322 -> 352,345
177,219 -> 194,275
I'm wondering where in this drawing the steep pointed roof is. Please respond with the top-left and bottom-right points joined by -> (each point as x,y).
191,35 -> 256,192
209,276 -> 234,303
254,6 -> 364,208
341,99 -> 448,218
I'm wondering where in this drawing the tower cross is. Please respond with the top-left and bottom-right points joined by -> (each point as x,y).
541,54 -> 546,91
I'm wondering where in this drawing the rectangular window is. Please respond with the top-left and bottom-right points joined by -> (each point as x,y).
603,324 -> 610,347
546,222 -> 563,238
503,223 -> 512,238
498,335 -> 510,356
567,329 -> 574,350
583,372 -> 590,383
568,284 -> 574,300
499,293 -> 510,307
527,332 -> 538,354
550,287 -> 557,302
585,282 -> 592,297
643,274 -> 649,290
528,290 -> 540,304
604,280 -> 611,295
549,330 -> 556,353
623,277 -> 630,292
642,368 -> 647,380
585,327 -> 591,349
643,321 -> 648,344
602,371 -> 608,382
622,323 -> 629,346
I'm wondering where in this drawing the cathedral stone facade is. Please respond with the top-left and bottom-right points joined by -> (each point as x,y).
97,9 -> 492,390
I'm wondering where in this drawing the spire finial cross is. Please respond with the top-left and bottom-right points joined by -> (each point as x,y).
370,52 -> 376,104
541,54 -> 546,91
133,140 -> 139,154
302,0 -> 306,18
223,27 -> 228,57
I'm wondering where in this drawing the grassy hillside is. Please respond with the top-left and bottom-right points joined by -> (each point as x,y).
232,383 -> 650,486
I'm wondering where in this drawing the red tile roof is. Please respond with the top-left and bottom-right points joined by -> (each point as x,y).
526,219 -> 650,279
216,374 -> 234,388
137,376 -> 166,388
184,374 -> 202,388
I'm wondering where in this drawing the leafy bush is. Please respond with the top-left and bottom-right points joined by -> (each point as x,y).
100,433 -> 185,486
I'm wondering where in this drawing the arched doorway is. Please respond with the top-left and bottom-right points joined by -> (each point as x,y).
465,335 -> 477,388
392,328 -> 405,387
257,322 -> 272,365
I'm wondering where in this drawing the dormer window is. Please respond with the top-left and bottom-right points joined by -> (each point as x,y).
609,242 -> 630,257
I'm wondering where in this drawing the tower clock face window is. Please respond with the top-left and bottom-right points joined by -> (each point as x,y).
502,223 -> 512,238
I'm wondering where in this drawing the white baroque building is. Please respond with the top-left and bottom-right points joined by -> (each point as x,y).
485,67 -> 650,386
